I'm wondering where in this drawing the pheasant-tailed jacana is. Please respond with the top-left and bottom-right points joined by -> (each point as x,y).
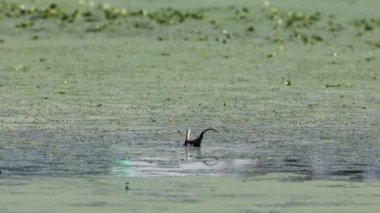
184,128 -> 218,147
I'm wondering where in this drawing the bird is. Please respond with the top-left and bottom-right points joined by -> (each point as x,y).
184,128 -> 218,147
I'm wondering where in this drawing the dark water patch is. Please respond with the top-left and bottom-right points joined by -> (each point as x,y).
1,128 -> 379,181
111,140 -> 380,181
69,201 -> 108,207
329,169 -> 368,181
134,191 -> 200,203
256,200 -> 374,208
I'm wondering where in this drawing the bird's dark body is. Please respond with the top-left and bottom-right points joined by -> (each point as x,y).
184,128 -> 218,147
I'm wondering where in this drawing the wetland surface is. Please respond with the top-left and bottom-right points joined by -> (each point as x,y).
0,0 -> 379,212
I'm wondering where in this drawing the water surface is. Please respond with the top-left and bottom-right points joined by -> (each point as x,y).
1,0 -> 379,212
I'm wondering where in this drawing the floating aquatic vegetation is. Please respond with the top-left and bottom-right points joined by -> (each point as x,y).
267,52 -> 276,58
14,64 -> 29,71
327,20 -> 344,33
99,3 -> 128,20
371,40 -> 380,48
267,8 -> 322,29
1,1 -> 206,34
325,83 -> 352,88
291,30 -> 323,44
0,0 -> 377,47
133,21 -> 153,30
284,80 -> 292,86
246,26 -> 255,32
130,7 -> 205,25
285,11 -> 321,29
350,18 -> 380,36
86,23 -> 108,32
15,21 -> 34,28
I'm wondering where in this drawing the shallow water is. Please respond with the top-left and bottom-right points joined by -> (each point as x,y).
1,126 -> 379,180
1,134 -> 379,180
112,136 -> 380,181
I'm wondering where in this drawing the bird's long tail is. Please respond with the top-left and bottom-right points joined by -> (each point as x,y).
199,128 -> 218,137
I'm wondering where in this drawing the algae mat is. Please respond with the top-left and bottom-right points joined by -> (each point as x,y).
1,0 -> 380,212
